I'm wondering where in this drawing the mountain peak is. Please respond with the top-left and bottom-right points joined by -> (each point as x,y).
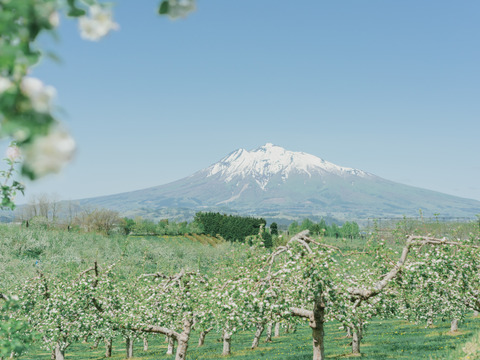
206,144 -> 369,190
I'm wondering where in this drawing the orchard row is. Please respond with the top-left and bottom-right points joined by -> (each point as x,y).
2,229 -> 480,360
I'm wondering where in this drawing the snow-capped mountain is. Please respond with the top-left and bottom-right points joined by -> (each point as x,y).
77,143 -> 480,222
206,143 -> 369,190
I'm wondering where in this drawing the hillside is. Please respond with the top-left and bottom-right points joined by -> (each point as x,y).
74,143 -> 480,222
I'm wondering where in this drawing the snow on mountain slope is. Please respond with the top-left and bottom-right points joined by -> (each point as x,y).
206,143 -> 370,190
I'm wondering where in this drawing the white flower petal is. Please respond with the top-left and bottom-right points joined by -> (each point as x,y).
6,146 -> 21,161
79,5 -> 119,41
0,76 -> 13,93
24,128 -> 76,177
20,77 -> 56,113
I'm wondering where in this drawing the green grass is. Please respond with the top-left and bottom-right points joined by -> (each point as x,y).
18,316 -> 480,359
445,330 -> 480,360
0,226 -> 240,291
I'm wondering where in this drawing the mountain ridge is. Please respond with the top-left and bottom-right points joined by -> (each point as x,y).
74,143 -> 480,222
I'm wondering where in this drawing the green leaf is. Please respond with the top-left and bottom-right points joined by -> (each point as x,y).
68,8 -> 86,17
21,165 -> 36,181
159,1 -> 170,15
67,0 -> 86,17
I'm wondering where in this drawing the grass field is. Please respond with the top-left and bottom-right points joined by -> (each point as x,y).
0,226 -> 233,290
18,316 -> 480,359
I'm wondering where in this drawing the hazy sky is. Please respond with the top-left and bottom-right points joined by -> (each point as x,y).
9,0 -> 480,203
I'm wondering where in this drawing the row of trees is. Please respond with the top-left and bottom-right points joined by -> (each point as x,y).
289,218 -> 360,239
123,217 -> 204,236
17,206 -> 123,235
194,212 -> 266,242
2,228 -> 480,360
14,195 -> 78,225
13,196 -> 205,236
14,195 -> 118,233
14,198 -> 274,239
14,197 -> 361,242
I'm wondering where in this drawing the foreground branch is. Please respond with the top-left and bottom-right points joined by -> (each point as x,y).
347,235 -> 477,302
131,325 -> 180,339
291,307 -> 314,320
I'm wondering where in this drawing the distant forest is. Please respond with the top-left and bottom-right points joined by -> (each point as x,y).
194,212 -> 266,242
288,218 -> 361,239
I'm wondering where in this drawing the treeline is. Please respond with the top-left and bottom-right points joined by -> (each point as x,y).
14,196 -> 269,240
194,212 -> 266,242
15,197 -> 205,236
124,217 -> 203,236
289,218 -> 361,239
14,194 -> 361,240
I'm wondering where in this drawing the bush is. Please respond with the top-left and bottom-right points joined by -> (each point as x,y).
28,216 -> 49,229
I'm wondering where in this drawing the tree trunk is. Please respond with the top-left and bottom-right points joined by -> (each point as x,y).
310,299 -> 325,360
451,319 -> 459,332
175,318 -> 193,360
287,324 -> 297,333
54,343 -> 65,360
166,336 -> 175,355
126,337 -> 134,358
198,331 -> 207,347
251,323 -> 265,349
222,330 -> 232,356
274,322 -> 280,338
352,327 -> 362,354
346,327 -> 352,338
474,311 -> 479,317
198,327 -> 213,347
105,338 -> 112,358
426,310 -> 434,327
265,323 -> 273,343
143,336 -> 148,351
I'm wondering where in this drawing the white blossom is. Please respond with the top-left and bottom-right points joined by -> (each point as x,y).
167,0 -> 196,19
0,76 -> 13,94
6,145 -> 21,161
79,5 -> 119,41
23,127 -> 75,177
49,11 -> 60,28
20,77 -> 56,113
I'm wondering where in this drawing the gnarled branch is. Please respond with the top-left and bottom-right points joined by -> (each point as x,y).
290,307 -> 313,320
347,235 -> 478,304
131,325 -> 180,340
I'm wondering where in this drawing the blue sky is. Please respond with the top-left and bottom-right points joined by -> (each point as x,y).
11,0 -> 480,202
